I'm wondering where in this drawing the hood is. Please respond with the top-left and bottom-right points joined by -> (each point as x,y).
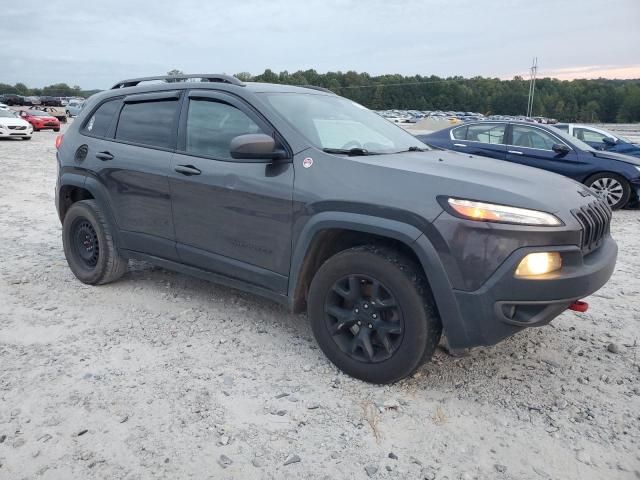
588,149 -> 640,167
348,149 -> 598,219
0,117 -> 31,128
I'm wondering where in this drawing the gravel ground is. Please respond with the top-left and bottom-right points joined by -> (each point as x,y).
0,123 -> 639,480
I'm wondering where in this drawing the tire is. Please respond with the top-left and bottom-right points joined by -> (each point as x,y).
307,245 -> 442,384
22,137 -> 32,141
62,199 -> 127,285
585,172 -> 631,210
66,111 -> 71,117
54,128 -> 60,132
33,128 -> 39,132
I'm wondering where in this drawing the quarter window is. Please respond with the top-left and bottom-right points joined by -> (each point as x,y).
451,126 -> 467,140
115,100 -> 178,149
466,124 -> 505,144
185,99 -> 263,159
83,99 -> 121,137
510,125 -> 558,150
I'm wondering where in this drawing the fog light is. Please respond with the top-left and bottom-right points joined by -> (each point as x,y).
515,252 -> 562,277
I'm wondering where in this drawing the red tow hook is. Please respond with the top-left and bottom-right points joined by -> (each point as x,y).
568,300 -> 589,313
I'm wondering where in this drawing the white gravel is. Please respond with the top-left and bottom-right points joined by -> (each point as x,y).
1,123 -> 639,480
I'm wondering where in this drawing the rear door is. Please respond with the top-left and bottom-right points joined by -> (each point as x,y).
169,90 -> 294,294
82,91 -> 181,260
448,122 -> 507,159
505,124 -> 584,179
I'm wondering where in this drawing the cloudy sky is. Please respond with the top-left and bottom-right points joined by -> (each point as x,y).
1,0 -> 639,89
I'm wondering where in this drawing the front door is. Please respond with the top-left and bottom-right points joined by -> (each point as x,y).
169,90 -> 294,294
505,124 -> 583,180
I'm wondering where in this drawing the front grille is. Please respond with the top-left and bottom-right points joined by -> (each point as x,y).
8,125 -> 26,130
572,199 -> 611,254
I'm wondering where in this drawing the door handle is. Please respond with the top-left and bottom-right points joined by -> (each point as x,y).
453,143 -> 467,147
96,151 -> 114,161
508,150 -> 523,155
174,164 -> 201,176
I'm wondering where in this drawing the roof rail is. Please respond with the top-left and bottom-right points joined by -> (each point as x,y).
300,85 -> 335,94
111,74 -> 245,90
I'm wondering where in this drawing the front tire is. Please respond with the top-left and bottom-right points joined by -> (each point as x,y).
586,172 -> 631,209
62,200 -> 127,285
22,136 -> 32,141
307,245 -> 441,384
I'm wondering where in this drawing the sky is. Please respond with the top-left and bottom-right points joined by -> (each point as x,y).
1,0 -> 639,89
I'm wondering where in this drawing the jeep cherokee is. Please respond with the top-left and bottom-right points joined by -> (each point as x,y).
55,74 -> 618,384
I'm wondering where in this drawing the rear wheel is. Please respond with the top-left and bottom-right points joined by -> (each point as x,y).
62,200 -> 127,285
307,245 -> 441,384
586,172 -> 631,209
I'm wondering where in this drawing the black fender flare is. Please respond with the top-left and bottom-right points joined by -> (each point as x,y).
57,173 -> 122,248
287,212 -> 471,348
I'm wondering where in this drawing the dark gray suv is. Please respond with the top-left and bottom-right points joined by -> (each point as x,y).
55,74 -> 617,384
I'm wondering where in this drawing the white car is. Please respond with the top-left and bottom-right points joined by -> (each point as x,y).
0,109 -> 33,140
0,103 -> 10,111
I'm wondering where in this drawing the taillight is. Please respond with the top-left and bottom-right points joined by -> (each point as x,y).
55,134 -> 64,150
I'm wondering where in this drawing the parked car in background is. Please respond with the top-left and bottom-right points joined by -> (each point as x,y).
0,109 -> 33,140
0,103 -> 10,111
65,99 -> 85,117
18,109 -> 61,132
39,96 -> 63,107
24,96 -> 41,106
0,94 -> 25,106
36,106 -> 68,123
554,124 -> 640,158
418,121 -> 640,209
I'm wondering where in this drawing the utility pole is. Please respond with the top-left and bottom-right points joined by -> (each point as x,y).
526,57 -> 538,118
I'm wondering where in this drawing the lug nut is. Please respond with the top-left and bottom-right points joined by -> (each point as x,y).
357,321 -> 362,325
368,324 -> 373,328
372,314 -> 377,319
354,308 -> 359,313
363,304 -> 369,309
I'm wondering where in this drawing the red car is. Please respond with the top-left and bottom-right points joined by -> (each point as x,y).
19,110 -> 60,132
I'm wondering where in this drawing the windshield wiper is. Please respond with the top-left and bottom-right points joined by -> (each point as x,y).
322,147 -> 378,156
399,146 -> 428,152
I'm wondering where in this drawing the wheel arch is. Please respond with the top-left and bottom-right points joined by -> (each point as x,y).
288,212 -> 470,347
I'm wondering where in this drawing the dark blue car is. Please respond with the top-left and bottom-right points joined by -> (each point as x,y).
553,123 -> 640,158
418,121 -> 640,209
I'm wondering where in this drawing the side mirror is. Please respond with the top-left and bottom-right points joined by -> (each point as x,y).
230,134 -> 287,161
602,137 -> 617,146
552,143 -> 570,155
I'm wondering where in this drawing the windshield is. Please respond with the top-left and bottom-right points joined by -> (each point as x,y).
259,93 -> 429,154
27,110 -> 50,116
0,110 -> 17,118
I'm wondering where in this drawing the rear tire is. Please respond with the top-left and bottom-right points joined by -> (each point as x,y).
585,172 -> 631,210
62,200 -> 127,285
307,245 -> 441,384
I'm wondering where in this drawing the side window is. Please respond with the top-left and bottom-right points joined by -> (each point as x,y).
511,126 -> 558,150
115,100 -> 178,149
466,124 -> 505,144
83,99 -> 121,137
553,124 -> 569,133
451,126 -> 467,140
575,128 -> 606,143
185,99 -> 264,159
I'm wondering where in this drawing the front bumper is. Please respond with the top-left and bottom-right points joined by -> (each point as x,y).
0,127 -> 32,137
449,236 -> 617,348
31,121 -> 59,130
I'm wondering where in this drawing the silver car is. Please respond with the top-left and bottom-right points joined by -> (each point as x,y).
65,100 -> 85,117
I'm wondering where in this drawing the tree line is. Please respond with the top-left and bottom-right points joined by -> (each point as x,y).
3,69 -> 640,122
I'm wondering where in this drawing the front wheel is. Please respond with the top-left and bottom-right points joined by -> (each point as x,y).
586,172 -> 631,209
53,128 -> 60,132
307,245 -> 441,384
22,136 -> 32,141
62,200 -> 127,285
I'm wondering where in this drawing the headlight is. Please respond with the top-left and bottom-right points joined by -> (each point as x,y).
515,252 -> 562,277
447,198 -> 562,226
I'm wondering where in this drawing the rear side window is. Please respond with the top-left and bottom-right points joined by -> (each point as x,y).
115,100 -> 178,149
451,126 -> 467,140
575,127 -> 607,143
83,99 -> 121,137
185,99 -> 264,159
